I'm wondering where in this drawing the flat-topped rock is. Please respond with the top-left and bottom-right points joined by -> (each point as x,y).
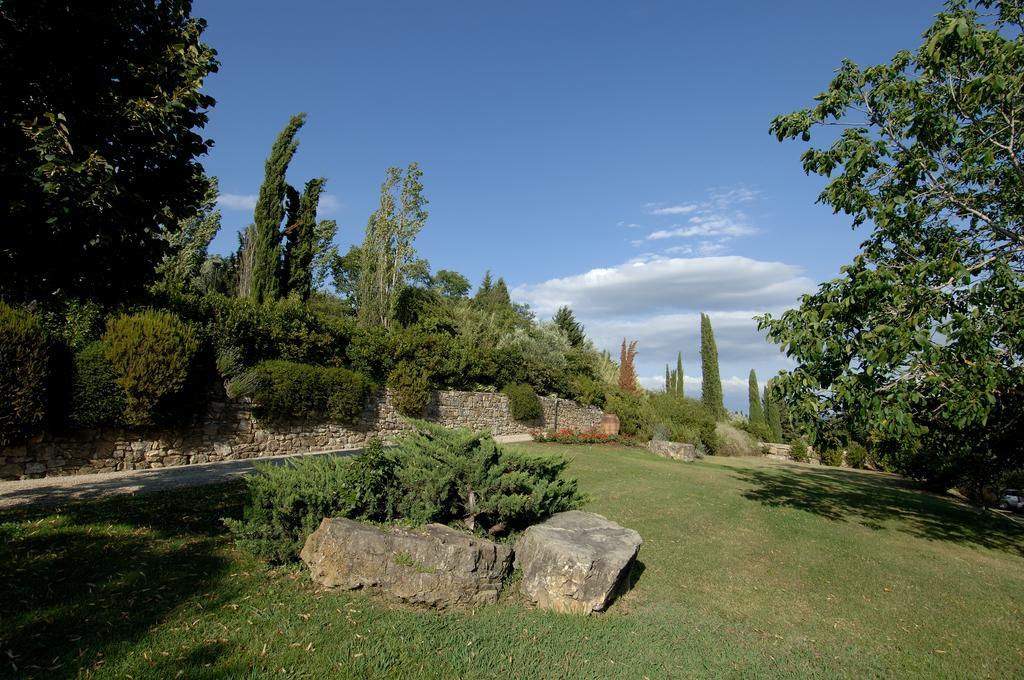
300,517 -> 512,608
513,510 -> 642,614
647,439 -> 697,461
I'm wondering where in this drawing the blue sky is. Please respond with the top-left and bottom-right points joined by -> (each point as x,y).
195,0 -> 940,411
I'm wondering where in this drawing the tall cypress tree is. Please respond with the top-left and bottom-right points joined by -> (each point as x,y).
251,113 -> 305,303
700,313 -> 724,419
748,369 -> 765,425
665,365 -> 671,392
676,351 -> 684,397
764,380 -> 783,443
281,176 -> 326,301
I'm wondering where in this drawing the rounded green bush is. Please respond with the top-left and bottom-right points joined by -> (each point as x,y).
0,302 -> 51,446
846,440 -> 869,469
504,383 -> 542,421
790,438 -> 810,463
388,360 -> 432,417
70,341 -> 126,428
240,360 -> 373,424
103,309 -> 200,425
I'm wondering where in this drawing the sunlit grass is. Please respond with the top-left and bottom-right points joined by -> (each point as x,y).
1,444 -> 1022,678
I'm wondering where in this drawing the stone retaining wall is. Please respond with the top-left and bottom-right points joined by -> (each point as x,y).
0,390 -> 604,480
759,442 -> 821,465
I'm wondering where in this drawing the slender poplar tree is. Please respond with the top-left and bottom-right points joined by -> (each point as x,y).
250,113 -> 305,303
748,369 -> 765,425
700,313 -> 725,419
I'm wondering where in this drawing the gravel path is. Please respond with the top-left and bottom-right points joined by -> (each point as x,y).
0,449 -> 361,510
0,434 -> 536,510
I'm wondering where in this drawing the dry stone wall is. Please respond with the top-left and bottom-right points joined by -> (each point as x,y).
0,389 -> 604,480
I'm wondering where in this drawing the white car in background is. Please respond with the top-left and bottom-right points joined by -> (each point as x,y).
997,489 -> 1024,512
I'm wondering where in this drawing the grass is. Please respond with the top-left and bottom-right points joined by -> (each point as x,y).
1,443 -> 1022,678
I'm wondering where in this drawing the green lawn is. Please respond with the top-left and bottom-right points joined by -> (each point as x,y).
2,444 -> 1022,678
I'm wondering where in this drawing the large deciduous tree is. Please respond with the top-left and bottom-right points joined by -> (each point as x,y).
0,0 -> 218,304
760,0 -> 1024,492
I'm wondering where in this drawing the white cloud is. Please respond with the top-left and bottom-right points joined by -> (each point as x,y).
512,253 -> 811,411
511,255 -> 813,318
644,203 -> 699,216
318,193 -> 341,216
217,193 -> 258,211
646,216 -> 756,240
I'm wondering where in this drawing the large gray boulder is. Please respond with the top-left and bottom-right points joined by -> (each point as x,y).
646,439 -> 697,461
300,517 -> 513,608
513,511 -> 642,614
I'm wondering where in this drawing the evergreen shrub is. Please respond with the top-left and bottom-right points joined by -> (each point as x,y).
713,422 -> 761,457
504,383 -> 542,421
571,375 -> 607,409
0,303 -> 51,446
223,454 -> 361,563
790,439 -> 810,463
846,441 -> 869,469
605,389 -> 654,440
819,447 -> 844,467
240,360 -> 373,424
70,341 -> 126,428
103,310 -> 200,425
228,424 -> 585,562
388,360 -> 432,417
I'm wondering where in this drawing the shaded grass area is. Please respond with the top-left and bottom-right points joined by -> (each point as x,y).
1,445 -> 1022,678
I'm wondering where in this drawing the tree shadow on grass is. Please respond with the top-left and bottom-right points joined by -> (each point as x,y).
0,482 -> 249,678
732,464 -> 1024,557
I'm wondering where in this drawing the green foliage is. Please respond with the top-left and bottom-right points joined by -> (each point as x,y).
205,296 -> 353,372
432,269 -> 471,299
648,393 -> 716,449
572,375 -> 607,409
238,360 -> 373,424
552,306 -> 585,348
700,314 -> 724,419
390,422 -> 585,533
714,423 -> 761,457
763,381 -> 784,443
357,163 -> 429,327
846,441 -> 869,470
102,310 -> 200,426
819,447 -> 844,467
224,454 -> 361,563
388,360 -> 432,417
229,426 -> 584,562
69,341 -> 126,428
748,370 -> 765,425
675,352 -> 684,397
156,175 -> 222,292
281,177 -> 328,302
737,418 -> 772,443
606,389 -> 653,440
504,383 -> 542,421
790,438 -> 810,463
251,114 -> 306,303
0,303 -> 51,446
0,0 -> 218,304
761,0 -> 1024,491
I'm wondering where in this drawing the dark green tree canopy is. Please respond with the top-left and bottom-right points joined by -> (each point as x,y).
0,0 -> 218,304
552,306 -> 585,348
748,369 -> 765,425
761,0 -> 1024,490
